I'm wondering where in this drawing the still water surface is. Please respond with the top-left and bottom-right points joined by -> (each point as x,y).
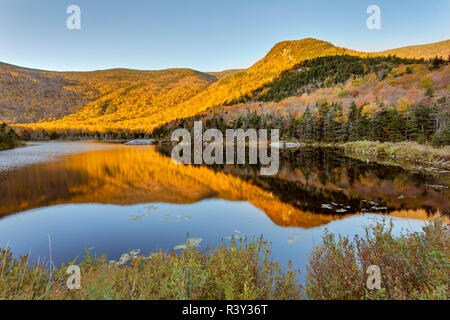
0,142 -> 448,282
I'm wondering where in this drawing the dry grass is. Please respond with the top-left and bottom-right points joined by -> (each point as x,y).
343,141 -> 450,169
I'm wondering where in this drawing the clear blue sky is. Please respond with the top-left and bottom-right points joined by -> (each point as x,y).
0,0 -> 449,72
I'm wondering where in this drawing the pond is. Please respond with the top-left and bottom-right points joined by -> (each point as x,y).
0,142 -> 448,283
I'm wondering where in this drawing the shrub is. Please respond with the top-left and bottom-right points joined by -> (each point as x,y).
305,219 -> 449,300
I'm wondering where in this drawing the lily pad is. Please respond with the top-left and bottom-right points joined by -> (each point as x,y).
174,244 -> 188,250
187,237 -> 203,247
287,234 -> 302,245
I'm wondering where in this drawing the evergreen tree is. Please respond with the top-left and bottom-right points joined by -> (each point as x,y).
431,124 -> 450,147
347,102 -> 362,141
386,108 -> 406,142
413,104 -> 435,143
300,106 -> 316,142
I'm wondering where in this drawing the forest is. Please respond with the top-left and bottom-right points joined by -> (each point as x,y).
149,99 -> 449,147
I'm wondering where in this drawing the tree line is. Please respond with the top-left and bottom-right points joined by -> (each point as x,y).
151,100 -> 449,147
13,95 -> 449,147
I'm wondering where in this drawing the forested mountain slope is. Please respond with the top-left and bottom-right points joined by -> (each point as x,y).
0,64 -> 217,123
152,54 -> 449,146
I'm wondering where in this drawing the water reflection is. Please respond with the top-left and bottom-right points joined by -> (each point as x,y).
156,145 -> 450,216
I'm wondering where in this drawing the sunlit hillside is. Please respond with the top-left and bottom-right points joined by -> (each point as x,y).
54,69 -> 217,127
0,62 -> 99,123
206,69 -> 244,80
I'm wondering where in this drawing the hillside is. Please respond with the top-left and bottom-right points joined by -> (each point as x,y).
0,62 -> 99,123
211,55 -> 449,115
376,39 -> 450,60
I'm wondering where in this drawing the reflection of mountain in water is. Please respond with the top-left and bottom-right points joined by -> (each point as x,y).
157,145 -> 450,216
0,144 -> 448,229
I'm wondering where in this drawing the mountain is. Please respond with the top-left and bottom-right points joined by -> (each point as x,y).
3,38 -> 449,134
376,39 -> 450,60
21,38 -> 370,132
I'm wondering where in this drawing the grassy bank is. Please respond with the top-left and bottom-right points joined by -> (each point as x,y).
343,141 -> 450,169
0,238 -> 300,300
0,220 -> 448,300
0,123 -> 21,151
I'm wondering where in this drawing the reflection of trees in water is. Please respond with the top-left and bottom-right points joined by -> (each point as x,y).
157,145 -> 448,215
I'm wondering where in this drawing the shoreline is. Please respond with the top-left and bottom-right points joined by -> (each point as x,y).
3,139 -> 450,171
